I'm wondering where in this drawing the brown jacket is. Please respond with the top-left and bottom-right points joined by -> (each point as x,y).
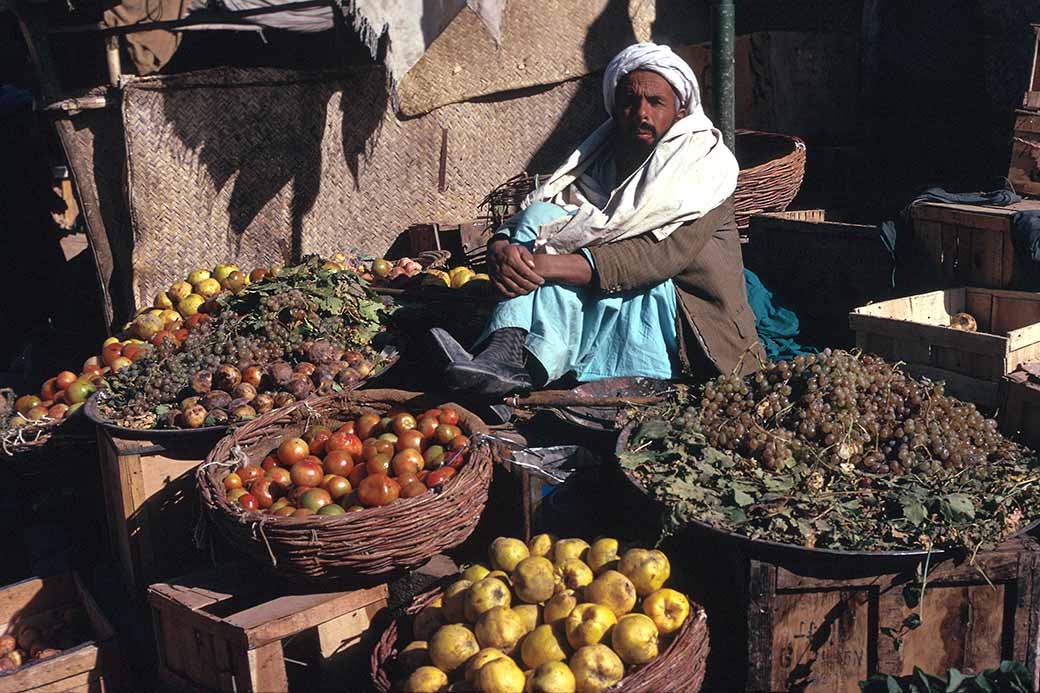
587,199 -> 764,378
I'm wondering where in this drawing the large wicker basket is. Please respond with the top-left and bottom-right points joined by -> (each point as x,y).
734,129 -> 807,228
197,389 -> 493,582
370,584 -> 710,692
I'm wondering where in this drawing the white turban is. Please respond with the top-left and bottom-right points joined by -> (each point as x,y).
602,43 -> 701,117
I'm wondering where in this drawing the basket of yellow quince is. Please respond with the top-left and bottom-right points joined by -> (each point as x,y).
371,535 -> 709,693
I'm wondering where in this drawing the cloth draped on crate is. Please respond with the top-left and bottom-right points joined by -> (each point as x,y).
891,186 -> 1040,289
895,186 -> 1040,289
743,268 -> 816,362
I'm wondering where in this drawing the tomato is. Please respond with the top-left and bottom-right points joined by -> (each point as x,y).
250,478 -> 283,509
400,481 -> 428,498
392,449 -> 422,477
336,421 -> 356,435
420,408 -> 443,420
290,460 -> 324,488
434,424 -> 462,446
356,414 -> 381,439
328,431 -> 363,458
438,408 -> 460,426
227,488 -> 248,503
101,343 -> 123,367
55,371 -> 78,391
174,329 -> 189,343
396,472 -> 420,487
47,404 -> 68,420
237,465 -> 263,485
392,414 -> 417,437
266,467 -> 291,489
224,472 -> 243,490
416,416 -> 439,439
323,450 -> 355,477
396,430 -> 425,452
151,331 -> 177,348
321,475 -> 352,500
347,464 -> 368,487
65,380 -> 94,405
300,488 -> 332,512
425,467 -> 457,487
40,378 -> 58,401
238,493 -> 260,511
449,435 -> 469,451
184,313 -> 209,331
363,439 -> 395,461
366,454 -> 392,476
357,474 -> 400,507
423,445 -> 446,470
110,357 -> 132,372
261,455 -> 280,471
291,508 -> 314,517
274,506 -> 296,517
277,438 -> 310,466
305,428 -> 331,457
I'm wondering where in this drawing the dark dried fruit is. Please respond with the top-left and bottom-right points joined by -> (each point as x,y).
214,364 -> 242,391
191,369 -> 213,394
203,390 -> 232,410
232,382 -> 258,402
179,404 -> 207,429
254,393 -> 275,414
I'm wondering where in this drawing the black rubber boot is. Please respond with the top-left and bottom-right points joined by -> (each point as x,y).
441,328 -> 533,397
429,327 -> 475,365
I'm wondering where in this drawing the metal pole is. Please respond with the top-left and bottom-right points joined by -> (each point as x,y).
712,0 -> 736,151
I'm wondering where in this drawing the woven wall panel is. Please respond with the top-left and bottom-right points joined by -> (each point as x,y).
398,0 -> 637,116
121,67 -> 601,308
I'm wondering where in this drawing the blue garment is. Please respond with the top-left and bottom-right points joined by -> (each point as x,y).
480,202 -> 679,383
743,268 -> 816,361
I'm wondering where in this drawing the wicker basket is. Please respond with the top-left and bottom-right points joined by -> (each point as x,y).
370,584 -> 710,693
733,129 -> 807,229
197,389 -> 494,582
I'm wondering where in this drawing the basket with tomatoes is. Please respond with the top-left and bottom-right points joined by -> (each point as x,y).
197,389 -> 494,581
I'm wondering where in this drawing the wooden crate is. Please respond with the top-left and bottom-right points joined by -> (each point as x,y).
910,199 -> 1040,289
1022,24 -> 1040,110
745,538 -> 1040,693
744,210 -> 896,347
849,288 -> 1040,406
999,363 -> 1040,449
148,565 -> 388,692
96,429 -> 210,596
0,573 -> 124,693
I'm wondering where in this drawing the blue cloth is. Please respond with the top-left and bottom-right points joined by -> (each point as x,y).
744,268 -> 816,361
481,202 -> 679,382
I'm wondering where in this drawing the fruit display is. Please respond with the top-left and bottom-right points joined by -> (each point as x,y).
386,535 -> 692,693
361,255 -> 492,293
223,406 -> 471,516
619,349 -> 1040,553
5,362 -> 100,428
0,608 -> 90,672
96,257 -> 393,430
419,266 -> 491,292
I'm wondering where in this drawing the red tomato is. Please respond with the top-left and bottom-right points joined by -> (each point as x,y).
438,408 -> 460,426
425,467 -> 457,487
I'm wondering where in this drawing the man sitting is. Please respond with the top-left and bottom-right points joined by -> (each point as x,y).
433,42 -> 764,396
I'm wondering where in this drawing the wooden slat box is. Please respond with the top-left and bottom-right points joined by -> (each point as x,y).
0,573 -> 124,693
746,538 -> 1040,693
910,199 -> 1040,289
96,429 -> 211,596
849,288 -> 1040,406
148,565 -> 388,692
999,363 -> 1040,449
744,210 -> 896,348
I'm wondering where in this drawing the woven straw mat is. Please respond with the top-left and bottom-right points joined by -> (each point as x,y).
121,66 -> 602,308
397,0 -> 711,117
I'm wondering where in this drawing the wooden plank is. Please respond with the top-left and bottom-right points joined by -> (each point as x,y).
914,220 -> 945,277
18,670 -> 100,693
971,228 -> 1004,289
895,583 -> 1006,676
0,646 -> 100,693
0,575 -> 74,622
229,584 -> 388,649
941,225 -> 959,282
902,364 -> 1000,406
849,314 -> 1008,356
239,641 -> 287,693
769,589 -> 871,692
956,226 -> 974,287
73,574 -> 115,642
746,561 -> 776,693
